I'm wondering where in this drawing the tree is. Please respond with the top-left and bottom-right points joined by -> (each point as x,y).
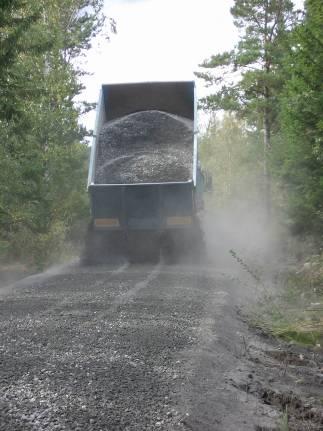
0,0 -> 115,266
274,0 -> 323,235
196,0 -> 298,214
200,114 -> 263,208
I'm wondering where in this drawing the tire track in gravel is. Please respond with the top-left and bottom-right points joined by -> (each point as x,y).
49,261 -> 133,314
112,262 -> 162,307
0,261 -> 78,298
0,260 -> 130,298
0,262 -> 205,431
111,262 -> 130,275
0,262 -> 165,431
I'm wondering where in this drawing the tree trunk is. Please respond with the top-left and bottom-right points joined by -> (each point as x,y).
263,1 -> 272,220
263,97 -> 271,219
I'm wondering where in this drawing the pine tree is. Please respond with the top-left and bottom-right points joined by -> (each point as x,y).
196,0 -> 298,214
275,0 -> 323,234
0,0 -> 115,266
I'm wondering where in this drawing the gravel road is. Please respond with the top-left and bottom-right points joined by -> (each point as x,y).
0,261 -> 322,430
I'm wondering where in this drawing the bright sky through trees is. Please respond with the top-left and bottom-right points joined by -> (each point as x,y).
80,0 -> 237,128
80,0 -> 304,129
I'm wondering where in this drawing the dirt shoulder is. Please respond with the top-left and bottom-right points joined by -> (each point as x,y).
173,265 -> 323,431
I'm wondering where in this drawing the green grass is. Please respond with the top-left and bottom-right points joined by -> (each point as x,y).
279,410 -> 289,431
249,254 -> 323,347
0,240 -> 10,260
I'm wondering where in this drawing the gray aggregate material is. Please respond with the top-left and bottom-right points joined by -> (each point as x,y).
0,265 -> 207,430
1,263 -> 322,430
95,111 -> 193,184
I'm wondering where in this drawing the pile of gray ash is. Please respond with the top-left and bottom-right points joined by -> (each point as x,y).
95,110 -> 193,184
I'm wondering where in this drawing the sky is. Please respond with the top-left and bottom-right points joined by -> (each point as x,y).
80,0 -> 304,130
80,0 -> 237,128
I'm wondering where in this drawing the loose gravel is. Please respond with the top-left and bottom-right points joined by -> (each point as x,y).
1,263 -> 322,430
0,265 -> 207,431
94,111 -> 194,184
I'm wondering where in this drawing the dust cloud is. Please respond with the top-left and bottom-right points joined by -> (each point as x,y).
0,260 -> 78,297
201,197 -> 286,283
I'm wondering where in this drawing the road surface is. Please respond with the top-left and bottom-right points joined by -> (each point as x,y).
0,261 -> 322,430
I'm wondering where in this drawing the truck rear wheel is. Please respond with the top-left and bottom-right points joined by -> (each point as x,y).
81,224 -> 127,265
161,221 -> 206,265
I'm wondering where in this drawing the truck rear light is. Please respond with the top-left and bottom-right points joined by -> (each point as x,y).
166,216 -> 192,226
94,218 -> 120,228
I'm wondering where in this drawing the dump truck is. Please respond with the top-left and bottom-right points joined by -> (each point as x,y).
83,81 -> 206,264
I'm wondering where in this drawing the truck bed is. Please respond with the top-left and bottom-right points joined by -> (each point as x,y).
94,110 -> 194,184
88,81 -> 197,188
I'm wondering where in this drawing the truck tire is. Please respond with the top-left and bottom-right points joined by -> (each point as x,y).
81,223 -> 127,265
161,220 -> 206,265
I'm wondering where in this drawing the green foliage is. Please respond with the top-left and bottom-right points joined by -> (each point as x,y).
250,253 -> 323,347
198,0 -> 323,240
196,0 -> 297,123
0,0 -> 112,267
199,114 -> 263,207
273,0 -> 323,235
196,1 -> 299,216
279,410 -> 289,431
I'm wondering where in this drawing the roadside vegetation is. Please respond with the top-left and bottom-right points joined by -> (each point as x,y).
253,252 -> 323,347
198,0 -> 323,346
0,0 -> 115,269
